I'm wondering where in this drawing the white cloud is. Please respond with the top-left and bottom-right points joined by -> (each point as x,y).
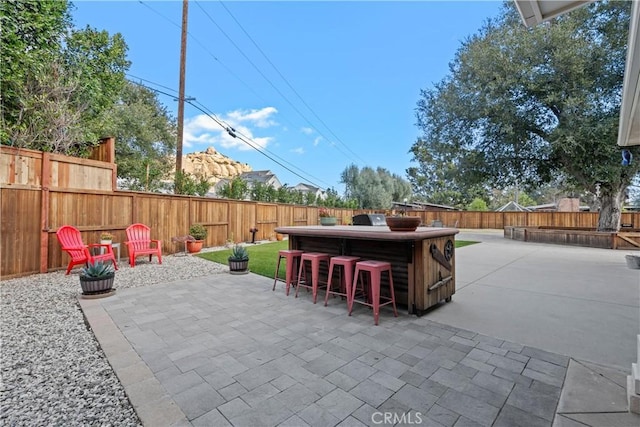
301,127 -> 313,135
184,106 -> 278,151
313,136 -> 323,146
291,147 -> 305,155
183,115 -> 221,148
226,107 -> 278,128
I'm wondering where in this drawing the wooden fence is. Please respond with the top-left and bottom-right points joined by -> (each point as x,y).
2,143 -> 640,278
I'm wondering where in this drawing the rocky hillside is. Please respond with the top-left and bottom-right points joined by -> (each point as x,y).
170,147 -> 252,183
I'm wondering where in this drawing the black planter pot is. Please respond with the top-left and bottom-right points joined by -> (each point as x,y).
228,258 -> 249,275
80,272 -> 115,295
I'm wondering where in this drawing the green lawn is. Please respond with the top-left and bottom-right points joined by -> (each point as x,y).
197,239 -> 478,280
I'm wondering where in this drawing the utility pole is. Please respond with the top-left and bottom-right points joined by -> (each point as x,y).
175,0 -> 189,192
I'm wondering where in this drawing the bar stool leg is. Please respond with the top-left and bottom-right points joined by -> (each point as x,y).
371,271 -> 381,325
311,258 -> 320,304
348,266 -> 361,315
324,262 -> 336,306
272,256 -> 283,292
285,257 -> 296,296
295,259 -> 306,299
388,269 -> 398,317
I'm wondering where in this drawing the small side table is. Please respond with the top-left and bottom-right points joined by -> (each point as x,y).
99,242 -> 121,263
171,235 -> 191,256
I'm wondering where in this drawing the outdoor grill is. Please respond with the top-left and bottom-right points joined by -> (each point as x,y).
352,214 -> 386,226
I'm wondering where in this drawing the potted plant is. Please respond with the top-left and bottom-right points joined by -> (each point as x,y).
187,224 -> 207,253
319,207 -> 337,226
386,200 -> 421,231
100,232 -> 114,245
228,244 -> 249,274
79,260 -> 115,296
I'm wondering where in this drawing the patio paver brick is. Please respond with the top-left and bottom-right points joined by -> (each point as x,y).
83,271 -> 582,427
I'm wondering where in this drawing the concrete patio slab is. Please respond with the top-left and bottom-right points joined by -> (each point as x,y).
431,231 -> 640,370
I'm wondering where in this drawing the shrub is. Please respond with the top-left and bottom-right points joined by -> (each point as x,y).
189,224 -> 208,240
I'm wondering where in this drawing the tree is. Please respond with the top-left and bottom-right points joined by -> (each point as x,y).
174,171 -> 211,196
275,185 -> 293,204
410,1 -> 638,231
303,191 -> 317,206
1,0 -> 71,143
218,177 -> 248,200
61,26 -> 129,144
341,164 -> 412,209
249,182 -> 270,202
466,198 -> 489,211
1,0 -> 129,153
103,82 -> 176,191
8,59 -> 87,154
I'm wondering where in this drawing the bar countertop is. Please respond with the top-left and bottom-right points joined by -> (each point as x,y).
274,225 -> 459,241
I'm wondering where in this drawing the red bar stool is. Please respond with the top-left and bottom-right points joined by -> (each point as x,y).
295,252 -> 330,304
349,260 -> 398,325
324,256 -> 360,307
272,249 -> 303,296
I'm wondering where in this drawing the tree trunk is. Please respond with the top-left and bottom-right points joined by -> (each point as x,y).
596,185 -> 625,232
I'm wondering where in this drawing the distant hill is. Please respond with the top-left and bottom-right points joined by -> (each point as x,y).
169,147 -> 253,184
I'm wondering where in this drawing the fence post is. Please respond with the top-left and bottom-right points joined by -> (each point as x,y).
39,152 -> 51,273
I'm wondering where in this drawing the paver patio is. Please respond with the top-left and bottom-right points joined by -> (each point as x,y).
79,231 -> 640,426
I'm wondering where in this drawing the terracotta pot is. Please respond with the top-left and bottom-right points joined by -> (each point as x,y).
186,240 -> 204,253
385,216 -> 421,232
276,233 -> 284,241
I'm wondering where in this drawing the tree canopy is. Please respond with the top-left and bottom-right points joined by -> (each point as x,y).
409,1 -> 638,230
1,0 -> 130,154
341,164 -> 412,209
1,0 -> 181,190
105,81 -> 177,192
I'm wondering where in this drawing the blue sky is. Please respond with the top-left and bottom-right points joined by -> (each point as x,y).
72,1 -> 504,194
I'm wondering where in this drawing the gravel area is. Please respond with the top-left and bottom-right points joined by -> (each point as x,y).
1,252 -> 227,426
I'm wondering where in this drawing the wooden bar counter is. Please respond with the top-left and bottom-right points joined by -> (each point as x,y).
274,225 -> 459,315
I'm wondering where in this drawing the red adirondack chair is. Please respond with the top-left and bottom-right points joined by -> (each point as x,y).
56,225 -> 118,275
125,223 -> 163,267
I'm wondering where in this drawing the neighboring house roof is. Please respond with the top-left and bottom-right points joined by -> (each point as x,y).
292,183 -> 327,200
293,183 -> 319,192
496,201 -> 531,212
233,170 -> 282,190
526,203 -> 557,211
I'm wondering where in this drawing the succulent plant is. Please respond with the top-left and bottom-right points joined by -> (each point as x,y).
80,261 -> 115,278
230,244 -> 249,260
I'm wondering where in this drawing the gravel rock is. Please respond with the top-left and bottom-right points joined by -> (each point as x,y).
1,252 -> 227,426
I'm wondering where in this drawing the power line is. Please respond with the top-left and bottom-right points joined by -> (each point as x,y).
137,0 -> 271,106
135,1 -> 358,185
127,78 -> 330,190
139,0 -> 363,165
217,0 -> 366,164
126,73 -> 331,186
193,1 -> 362,164
191,98 -> 331,187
